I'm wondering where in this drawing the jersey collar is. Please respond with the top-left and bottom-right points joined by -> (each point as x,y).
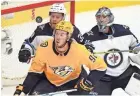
52,41 -> 71,56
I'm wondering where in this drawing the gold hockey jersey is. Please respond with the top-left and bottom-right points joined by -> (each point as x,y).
29,39 -> 107,86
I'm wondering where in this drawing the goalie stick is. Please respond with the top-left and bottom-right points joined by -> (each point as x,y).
94,50 -> 135,54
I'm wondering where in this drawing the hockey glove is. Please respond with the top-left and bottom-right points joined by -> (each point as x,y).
18,48 -> 31,63
14,84 -> 24,96
75,78 -> 94,95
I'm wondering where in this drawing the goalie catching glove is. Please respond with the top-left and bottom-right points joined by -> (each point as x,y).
75,78 -> 94,95
18,48 -> 31,63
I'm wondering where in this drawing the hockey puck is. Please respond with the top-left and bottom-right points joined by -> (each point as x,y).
36,16 -> 42,23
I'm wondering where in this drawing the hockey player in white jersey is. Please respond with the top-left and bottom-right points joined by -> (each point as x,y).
18,3 -> 92,63
82,7 -> 140,95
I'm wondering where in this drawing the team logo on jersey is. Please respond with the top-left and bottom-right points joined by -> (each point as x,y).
40,41 -> 48,47
104,49 -> 123,68
49,65 -> 74,77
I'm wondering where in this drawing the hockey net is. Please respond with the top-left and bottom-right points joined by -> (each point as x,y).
1,0 -> 75,86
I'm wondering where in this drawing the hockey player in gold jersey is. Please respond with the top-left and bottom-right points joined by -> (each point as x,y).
14,21 -> 107,95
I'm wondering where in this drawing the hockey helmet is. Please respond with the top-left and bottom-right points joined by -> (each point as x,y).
54,20 -> 74,39
95,7 -> 114,32
49,3 -> 66,17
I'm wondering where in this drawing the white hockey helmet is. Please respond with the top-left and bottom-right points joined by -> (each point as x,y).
49,3 -> 66,16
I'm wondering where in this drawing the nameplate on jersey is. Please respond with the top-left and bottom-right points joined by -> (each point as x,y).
40,41 -> 48,47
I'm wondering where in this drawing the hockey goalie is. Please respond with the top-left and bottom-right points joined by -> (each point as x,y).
112,53 -> 140,96
81,6 -> 140,96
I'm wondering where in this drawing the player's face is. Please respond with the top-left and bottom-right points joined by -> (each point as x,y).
96,15 -> 109,26
50,12 -> 64,25
54,30 -> 68,48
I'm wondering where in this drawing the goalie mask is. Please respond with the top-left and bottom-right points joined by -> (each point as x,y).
95,7 -> 114,32
54,20 -> 74,41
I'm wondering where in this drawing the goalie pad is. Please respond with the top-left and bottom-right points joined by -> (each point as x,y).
125,73 -> 140,96
111,88 -> 129,96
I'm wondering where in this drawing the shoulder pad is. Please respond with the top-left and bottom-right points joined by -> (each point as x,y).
86,30 -> 94,36
40,40 -> 48,47
113,24 -> 130,32
90,25 -> 99,33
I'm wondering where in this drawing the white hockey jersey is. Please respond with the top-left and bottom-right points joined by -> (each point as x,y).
83,24 -> 139,76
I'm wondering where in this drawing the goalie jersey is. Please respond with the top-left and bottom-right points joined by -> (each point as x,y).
28,39 -> 107,86
82,24 -> 139,77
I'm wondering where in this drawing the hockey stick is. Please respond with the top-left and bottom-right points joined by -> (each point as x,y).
41,89 -> 77,96
94,50 -> 135,54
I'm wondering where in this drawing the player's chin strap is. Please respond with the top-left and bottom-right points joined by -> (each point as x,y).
58,41 -> 68,48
